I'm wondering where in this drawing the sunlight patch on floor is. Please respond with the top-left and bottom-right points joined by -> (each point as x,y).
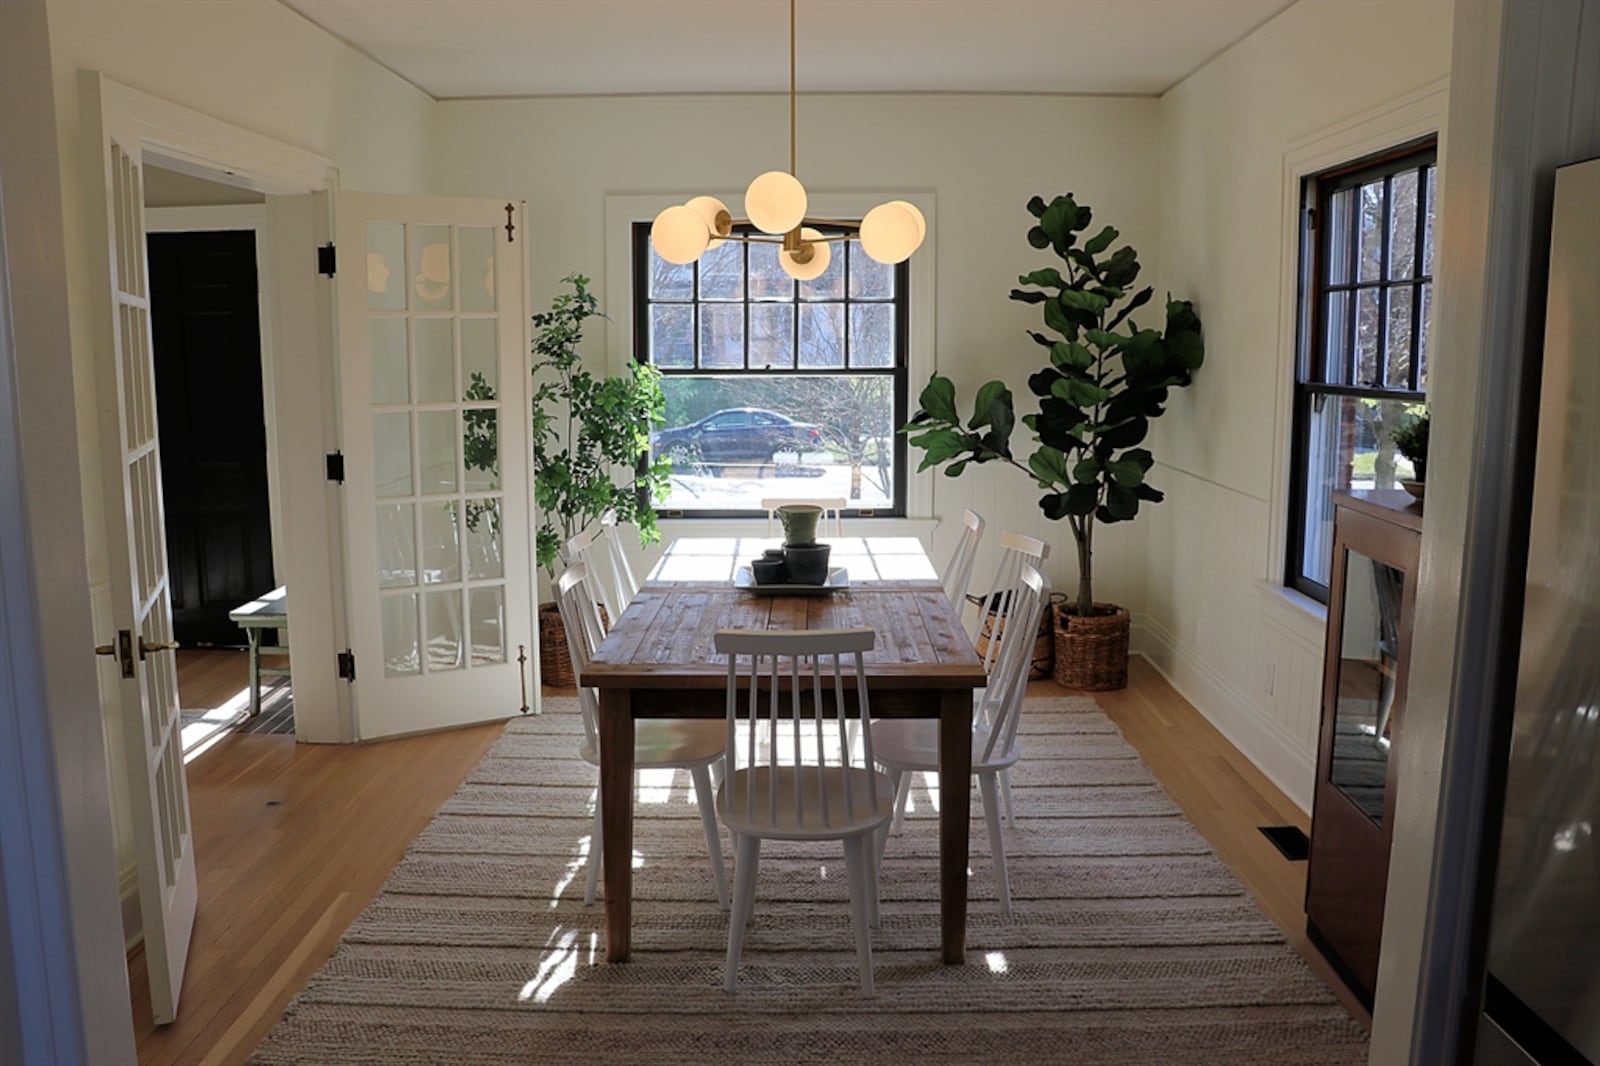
901,770 -> 941,817
181,685 -> 253,763
634,767 -> 681,805
520,928 -> 588,1003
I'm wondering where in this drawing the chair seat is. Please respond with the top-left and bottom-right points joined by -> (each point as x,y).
579,719 -> 724,769
871,718 -> 1020,774
719,766 -> 896,841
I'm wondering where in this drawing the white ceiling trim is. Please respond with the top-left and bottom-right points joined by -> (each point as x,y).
279,0 -> 1298,101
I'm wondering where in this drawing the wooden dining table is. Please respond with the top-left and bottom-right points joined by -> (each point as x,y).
582,536 -> 988,964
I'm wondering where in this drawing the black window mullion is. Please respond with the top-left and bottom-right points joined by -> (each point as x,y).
742,240 -> 750,371
1378,174 -> 1394,388
1408,166 -> 1429,391
1343,187 -> 1359,387
691,258 -> 702,370
841,241 -> 850,369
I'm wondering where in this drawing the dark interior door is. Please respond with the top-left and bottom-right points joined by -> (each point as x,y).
149,229 -> 274,646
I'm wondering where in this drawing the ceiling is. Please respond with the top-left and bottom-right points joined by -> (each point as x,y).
280,0 -> 1297,99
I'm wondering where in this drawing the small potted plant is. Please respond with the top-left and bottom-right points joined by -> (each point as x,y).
531,273 -> 672,684
1391,409 -> 1429,499
905,193 -> 1204,690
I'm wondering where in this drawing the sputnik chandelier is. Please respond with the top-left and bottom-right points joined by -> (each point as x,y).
649,0 -> 926,279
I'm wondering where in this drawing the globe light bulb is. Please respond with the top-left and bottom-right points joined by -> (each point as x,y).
886,200 -> 927,246
779,227 -> 831,281
860,201 -> 923,264
745,171 -> 807,235
650,205 -> 711,265
685,196 -> 733,250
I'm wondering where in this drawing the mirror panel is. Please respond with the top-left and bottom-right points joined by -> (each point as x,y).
1329,547 -> 1404,824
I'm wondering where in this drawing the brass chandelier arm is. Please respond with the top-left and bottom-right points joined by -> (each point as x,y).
718,216 -> 865,234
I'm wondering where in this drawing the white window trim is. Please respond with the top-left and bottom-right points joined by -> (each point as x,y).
603,190 -> 938,523
1267,78 -> 1449,619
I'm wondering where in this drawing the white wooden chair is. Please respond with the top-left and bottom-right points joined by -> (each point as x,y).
714,626 -> 894,995
875,563 -> 1050,916
969,530 -> 1050,674
940,509 -> 986,609
555,564 -> 729,910
599,509 -> 641,608
760,496 -> 845,539
966,530 -> 1050,826
561,520 -> 638,628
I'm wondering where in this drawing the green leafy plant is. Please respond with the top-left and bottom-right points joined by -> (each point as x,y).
1391,410 -> 1429,480
531,273 -> 671,575
905,193 -> 1204,617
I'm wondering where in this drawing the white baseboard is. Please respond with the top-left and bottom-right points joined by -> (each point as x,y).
119,864 -> 141,952
1132,618 -> 1315,813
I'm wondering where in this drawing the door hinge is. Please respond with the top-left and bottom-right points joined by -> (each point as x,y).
326,451 -> 345,483
1306,207 -> 1318,231
317,243 -> 336,276
337,650 -> 356,682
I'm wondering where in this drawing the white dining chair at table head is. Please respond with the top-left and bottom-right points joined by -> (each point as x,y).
714,626 -> 895,995
760,497 -> 845,539
554,563 -> 729,910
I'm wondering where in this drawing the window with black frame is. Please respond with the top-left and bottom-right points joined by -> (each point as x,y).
1288,141 -> 1437,601
633,222 -> 908,517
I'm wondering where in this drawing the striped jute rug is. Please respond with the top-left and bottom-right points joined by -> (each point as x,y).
250,697 -> 1367,1064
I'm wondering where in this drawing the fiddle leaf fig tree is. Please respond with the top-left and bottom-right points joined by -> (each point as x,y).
531,273 -> 672,576
905,194 -> 1205,617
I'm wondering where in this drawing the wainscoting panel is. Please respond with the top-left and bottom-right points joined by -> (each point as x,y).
1138,467 -> 1319,812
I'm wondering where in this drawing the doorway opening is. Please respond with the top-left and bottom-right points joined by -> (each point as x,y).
143,164 -> 295,756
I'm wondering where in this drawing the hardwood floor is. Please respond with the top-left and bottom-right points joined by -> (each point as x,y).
130,651 -> 1361,1065
1081,658 -> 1366,1020
128,650 -> 504,1066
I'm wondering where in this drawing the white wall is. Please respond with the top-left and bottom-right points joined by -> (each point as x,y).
41,0 -> 433,940
1147,0 -> 1454,809
429,92 -> 1163,606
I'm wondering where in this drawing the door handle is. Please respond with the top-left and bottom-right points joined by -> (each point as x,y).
140,639 -> 181,656
95,630 -> 137,678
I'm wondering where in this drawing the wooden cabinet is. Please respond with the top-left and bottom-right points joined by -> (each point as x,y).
1305,489 -> 1422,1009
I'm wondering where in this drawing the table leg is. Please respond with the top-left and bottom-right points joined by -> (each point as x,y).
598,688 -> 636,962
246,628 -> 261,719
938,688 -> 972,964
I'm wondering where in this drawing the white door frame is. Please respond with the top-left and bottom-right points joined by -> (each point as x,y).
0,159 -> 123,1066
82,73 -> 351,745
145,203 -> 288,591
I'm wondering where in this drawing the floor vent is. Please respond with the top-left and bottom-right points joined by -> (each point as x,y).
1258,825 -> 1310,861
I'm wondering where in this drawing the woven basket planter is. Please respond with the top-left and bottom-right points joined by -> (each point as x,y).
538,600 -> 608,688
1052,603 -> 1131,691
973,593 -> 1055,680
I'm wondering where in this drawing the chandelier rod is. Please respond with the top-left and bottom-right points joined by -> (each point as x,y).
789,0 -> 797,178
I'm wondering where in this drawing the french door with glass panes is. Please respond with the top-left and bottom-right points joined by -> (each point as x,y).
335,194 -> 535,739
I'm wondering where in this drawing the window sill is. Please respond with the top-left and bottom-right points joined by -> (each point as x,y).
656,515 -> 939,541
1253,579 -> 1328,649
